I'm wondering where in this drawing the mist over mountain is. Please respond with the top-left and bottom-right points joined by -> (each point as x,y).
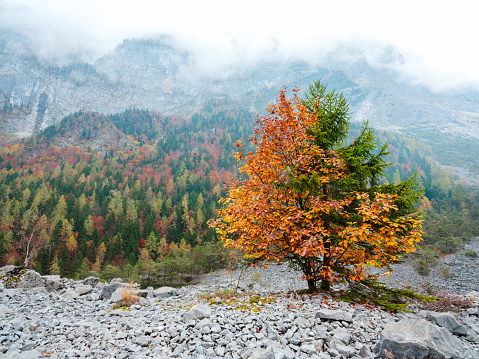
1,28 -> 479,142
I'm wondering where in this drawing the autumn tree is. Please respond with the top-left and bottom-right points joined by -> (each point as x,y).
211,82 -> 423,293
18,210 -> 48,268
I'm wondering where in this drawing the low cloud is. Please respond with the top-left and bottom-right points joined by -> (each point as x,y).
1,0 -> 478,91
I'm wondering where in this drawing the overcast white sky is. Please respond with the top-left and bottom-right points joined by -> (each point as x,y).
1,0 -> 478,89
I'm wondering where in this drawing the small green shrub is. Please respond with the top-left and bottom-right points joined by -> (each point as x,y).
414,259 -> 430,276
423,281 -> 435,295
438,265 -> 451,279
248,296 -> 260,304
465,250 -> 478,258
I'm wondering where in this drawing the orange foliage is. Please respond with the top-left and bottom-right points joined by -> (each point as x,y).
212,89 -> 422,289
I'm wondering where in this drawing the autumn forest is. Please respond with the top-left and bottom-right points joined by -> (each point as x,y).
0,97 -> 478,287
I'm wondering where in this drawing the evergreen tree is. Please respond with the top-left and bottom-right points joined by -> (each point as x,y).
301,80 -> 423,290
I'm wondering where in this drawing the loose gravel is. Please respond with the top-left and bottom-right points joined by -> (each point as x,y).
0,239 -> 478,358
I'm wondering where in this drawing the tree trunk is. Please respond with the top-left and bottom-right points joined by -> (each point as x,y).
321,248 -> 331,292
302,259 -> 317,291
320,279 -> 331,291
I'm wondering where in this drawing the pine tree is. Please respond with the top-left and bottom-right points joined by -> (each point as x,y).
302,80 -> 423,290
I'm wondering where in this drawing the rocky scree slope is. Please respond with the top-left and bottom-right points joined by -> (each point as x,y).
1,264 -> 479,359
370,239 -> 479,295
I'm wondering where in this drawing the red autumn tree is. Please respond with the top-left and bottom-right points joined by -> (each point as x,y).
211,83 -> 422,292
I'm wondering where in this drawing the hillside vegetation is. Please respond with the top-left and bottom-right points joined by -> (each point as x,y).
0,103 -> 478,286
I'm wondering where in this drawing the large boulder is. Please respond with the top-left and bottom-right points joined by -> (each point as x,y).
74,284 -> 93,296
99,282 -> 123,300
42,275 -> 64,292
110,288 -> 124,303
153,286 -> 177,298
82,276 -> 100,287
16,270 -> 45,288
182,303 -> 212,321
375,318 -> 478,359
0,266 -> 44,289
426,311 -> 468,336
0,265 -> 16,274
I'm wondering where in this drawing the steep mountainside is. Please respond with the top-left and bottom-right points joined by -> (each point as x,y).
1,28 -> 479,140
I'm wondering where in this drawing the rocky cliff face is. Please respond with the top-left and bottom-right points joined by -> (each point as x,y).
1,28 -> 479,138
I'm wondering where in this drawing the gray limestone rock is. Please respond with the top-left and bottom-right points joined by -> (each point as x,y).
465,291 -> 479,302
215,346 -> 226,356
0,349 -> 43,359
0,305 -> 12,316
30,287 -> 46,294
17,270 -> 45,288
0,265 -> 16,275
82,276 -> 100,287
110,288 -> 124,303
153,286 -> 177,298
275,347 -> 295,359
196,318 -> 212,329
99,282 -> 123,300
467,308 -> 479,317
133,336 -> 151,347
42,275 -> 64,292
74,284 -> 93,296
358,345 -> 372,358
330,340 -> 356,358
242,348 -> 274,359
0,261 -> 478,358
137,290 -> 149,298
182,303 -> 212,321
300,342 -> 317,355
374,318 -> 477,359
0,267 -> 44,289
315,309 -> 353,323
426,311 -> 468,336
295,316 -> 312,328
211,323 -> 222,334
62,288 -> 79,300
332,327 -> 351,345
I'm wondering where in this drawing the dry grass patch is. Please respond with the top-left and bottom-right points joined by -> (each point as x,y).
112,281 -> 140,309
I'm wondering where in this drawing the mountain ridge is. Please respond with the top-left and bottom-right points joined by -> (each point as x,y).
1,28 -> 479,140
